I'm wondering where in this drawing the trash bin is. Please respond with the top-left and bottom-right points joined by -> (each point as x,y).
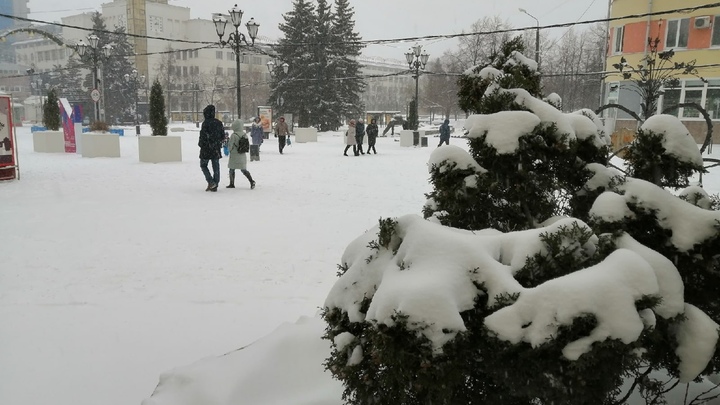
413,131 -> 420,146
250,144 -> 260,161
420,136 -> 428,147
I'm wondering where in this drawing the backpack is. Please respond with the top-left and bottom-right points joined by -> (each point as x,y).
237,136 -> 249,153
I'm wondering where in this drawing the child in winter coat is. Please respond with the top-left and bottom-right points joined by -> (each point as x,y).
227,119 -> 256,189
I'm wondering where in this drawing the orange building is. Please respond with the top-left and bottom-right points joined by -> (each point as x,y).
604,0 -> 720,144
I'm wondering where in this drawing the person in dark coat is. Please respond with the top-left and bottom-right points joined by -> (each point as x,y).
355,118 -> 366,155
198,104 -> 225,192
365,118 -> 379,154
438,118 -> 451,147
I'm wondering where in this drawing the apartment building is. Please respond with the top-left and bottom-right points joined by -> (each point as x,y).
604,0 -> 720,143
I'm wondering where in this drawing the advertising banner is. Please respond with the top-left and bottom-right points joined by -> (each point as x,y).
60,98 -> 76,153
0,95 -> 17,180
258,106 -> 273,133
73,104 -> 83,154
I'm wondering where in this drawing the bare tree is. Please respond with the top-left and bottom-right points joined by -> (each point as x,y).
541,23 -> 606,111
446,16 -> 512,70
424,58 -> 459,118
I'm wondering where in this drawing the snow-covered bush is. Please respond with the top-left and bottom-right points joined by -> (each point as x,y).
323,43 -> 720,404
624,114 -> 706,188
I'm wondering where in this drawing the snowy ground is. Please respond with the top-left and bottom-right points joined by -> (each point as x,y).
1,123 -> 718,405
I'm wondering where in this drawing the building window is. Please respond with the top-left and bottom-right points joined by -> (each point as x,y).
681,80 -> 704,118
712,16 -> 720,47
706,80 -> 720,119
660,79 -> 720,119
194,50 -> 199,58
613,26 -> 624,54
666,18 -> 690,48
216,51 -> 223,59
216,67 -> 223,75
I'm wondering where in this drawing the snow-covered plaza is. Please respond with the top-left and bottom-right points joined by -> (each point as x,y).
1,123 -> 718,405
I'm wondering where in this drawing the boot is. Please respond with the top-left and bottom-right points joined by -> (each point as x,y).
353,146 -> 359,156
358,145 -> 365,155
206,182 -> 213,191
343,145 -> 351,156
226,172 -> 235,188
242,170 -> 255,189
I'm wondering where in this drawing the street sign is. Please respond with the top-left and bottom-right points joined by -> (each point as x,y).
90,89 -> 100,102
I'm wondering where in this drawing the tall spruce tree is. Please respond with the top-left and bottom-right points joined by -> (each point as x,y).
309,0 -> 340,131
331,0 -> 365,122
272,0 -> 316,127
79,12 -> 135,125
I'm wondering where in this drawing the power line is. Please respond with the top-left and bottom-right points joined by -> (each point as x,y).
2,3 -> 720,50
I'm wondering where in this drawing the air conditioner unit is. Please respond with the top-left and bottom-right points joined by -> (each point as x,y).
694,16 -> 712,29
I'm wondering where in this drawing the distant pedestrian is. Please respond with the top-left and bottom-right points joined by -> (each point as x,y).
343,119 -> 358,156
366,118 -> 379,154
438,118 -> 451,147
198,104 -> 225,192
226,119 -> 256,189
355,118 -> 366,155
250,117 -> 264,148
274,116 -> 289,154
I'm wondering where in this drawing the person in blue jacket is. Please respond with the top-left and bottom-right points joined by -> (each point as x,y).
438,118 -> 451,147
250,117 -> 264,148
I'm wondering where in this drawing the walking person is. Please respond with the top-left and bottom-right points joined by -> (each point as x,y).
438,118 -> 451,147
226,119 -> 256,189
366,118 -> 379,154
343,119 -> 358,156
355,118 -> 366,155
274,116 -> 289,154
250,117 -> 264,149
198,104 -> 225,192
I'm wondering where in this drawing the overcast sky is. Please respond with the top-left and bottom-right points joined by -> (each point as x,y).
27,0 -> 609,61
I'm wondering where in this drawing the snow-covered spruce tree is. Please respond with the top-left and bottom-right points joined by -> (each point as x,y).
623,114 -> 706,188
43,88 -> 61,131
425,45 -> 610,232
322,213 -> 719,404
149,79 -> 167,136
322,47 -> 720,404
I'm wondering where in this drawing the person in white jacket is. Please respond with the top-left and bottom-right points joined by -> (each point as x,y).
226,119 -> 256,189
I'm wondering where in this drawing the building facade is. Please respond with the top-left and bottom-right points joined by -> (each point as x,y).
604,0 -> 720,143
2,0 -> 428,123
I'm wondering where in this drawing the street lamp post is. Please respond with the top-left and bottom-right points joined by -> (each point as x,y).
213,4 -> 259,120
26,68 -> 48,123
404,44 -> 429,131
76,34 -> 113,122
519,8 -> 540,69
124,69 -> 145,136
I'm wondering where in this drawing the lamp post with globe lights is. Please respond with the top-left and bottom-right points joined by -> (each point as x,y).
124,69 -> 145,136
405,44 -> 429,131
76,34 -> 113,122
213,4 -> 259,119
